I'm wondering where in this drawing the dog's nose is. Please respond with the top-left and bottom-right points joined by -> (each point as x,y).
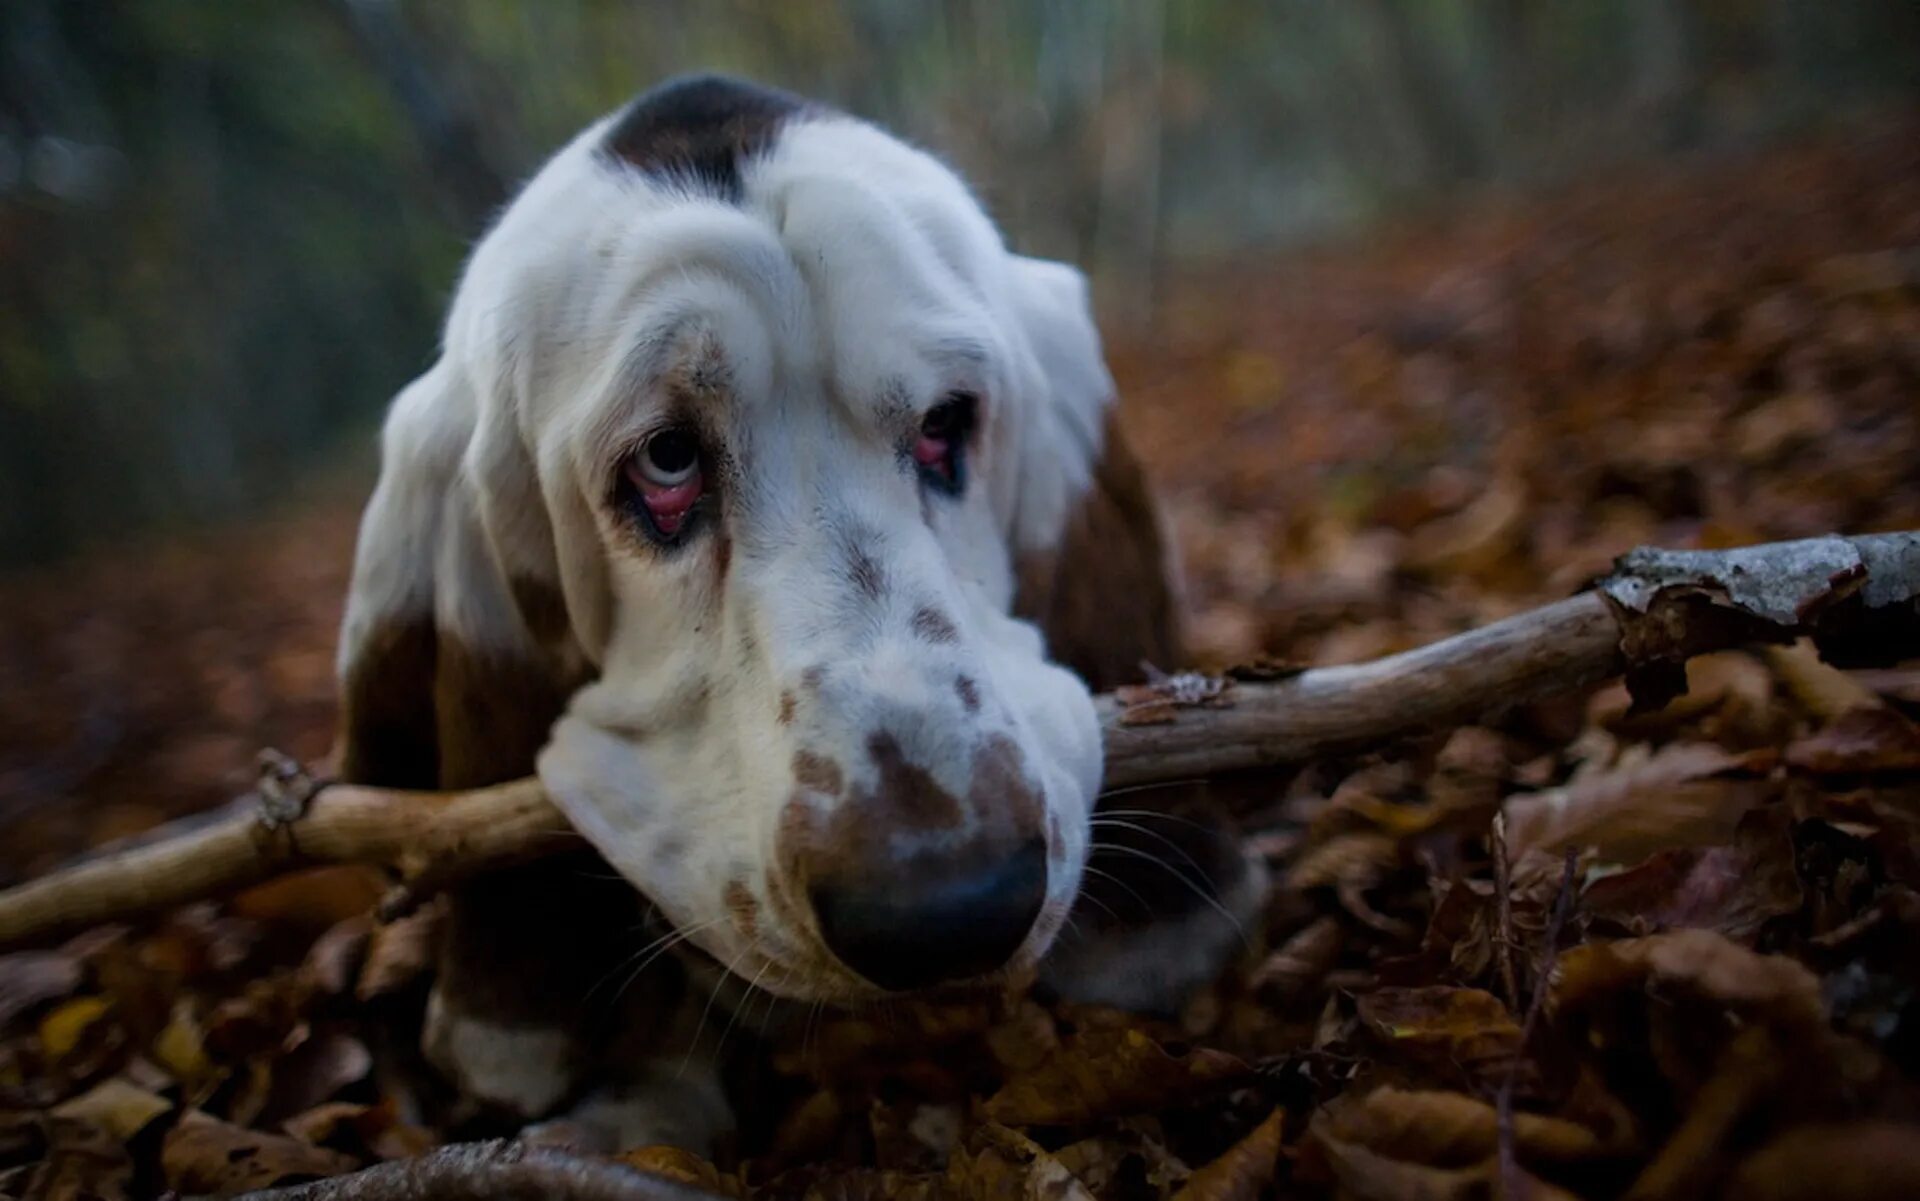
810,838 -> 1047,991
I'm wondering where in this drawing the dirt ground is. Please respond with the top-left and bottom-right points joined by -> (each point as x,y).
2,117 -> 1919,1199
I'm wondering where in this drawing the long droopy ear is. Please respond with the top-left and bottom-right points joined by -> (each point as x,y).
334,357 -> 584,790
1004,256 -> 1182,690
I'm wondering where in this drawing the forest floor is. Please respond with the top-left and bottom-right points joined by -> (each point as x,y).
3,117 -> 1920,1199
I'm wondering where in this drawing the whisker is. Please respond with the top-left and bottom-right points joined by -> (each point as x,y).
678,942 -> 752,1080
585,915 -> 723,1006
1091,815 -> 1218,889
1093,778 -> 1214,803
714,958 -> 775,1059
1095,805 -> 1235,840
1089,842 -> 1251,949
1079,862 -> 1157,921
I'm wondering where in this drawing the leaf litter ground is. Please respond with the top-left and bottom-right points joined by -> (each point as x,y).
3,119 -> 1920,1199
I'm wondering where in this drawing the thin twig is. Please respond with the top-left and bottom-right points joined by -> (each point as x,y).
1496,848 -> 1579,1201
1491,810 -> 1520,1012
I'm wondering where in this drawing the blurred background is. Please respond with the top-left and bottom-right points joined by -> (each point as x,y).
3,1 -> 1919,870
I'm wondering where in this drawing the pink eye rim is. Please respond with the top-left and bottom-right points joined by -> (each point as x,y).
620,426 -> 708,544
915,392 -> 978,496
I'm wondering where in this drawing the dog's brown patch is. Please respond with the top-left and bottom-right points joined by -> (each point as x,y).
723,880 -> 759,939
337,617 -> 440,789
601,75 -> 807,202
793,750 -> 845,797
965,734 -> 1045,842
509,575 -> 573,649
954,674 -> 981,713
866,732 -> 967,830
911,605 -> 959,644
778,690 -> 799,726
434,637 -> 579,789
1013,410 -> 1180,691
801,666 -> 828,694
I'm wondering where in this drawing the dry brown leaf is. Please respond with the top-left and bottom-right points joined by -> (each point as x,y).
1315,1086 -> 1617,1167
1724,1122 -> 1920,1201
8,1115 -> 136,1201
1764,641 -> 1883,720
1251,917 -> 1344,1002
946,1123 -> 1095,1201
1504,742 -> 1775,860
1551,929 -> 1826,1030
355,902 -> 442,1001
1621,1025 -> 1779,1201
1355,987 -> 1520,1081
1171,1107 -> 1285,1201
1786,707 -> 1920,774
37,994 -> 113,1063
162,1108 -> 360,1196
615,1144 -> 739,1196
1302,1108 -> 1583,1201
280,1099 -> 435,1162
1582,807 -> 1803,941
299,914 -> 373,998
48,1077 -> 173,1142
0,948 -> 84,1030
982,1026 -> 1249,1126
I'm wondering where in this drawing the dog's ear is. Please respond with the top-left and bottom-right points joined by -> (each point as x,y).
1003,256 -> 1181,690
335,358 -> 586,789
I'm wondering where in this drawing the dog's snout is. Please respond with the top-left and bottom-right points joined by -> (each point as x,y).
809,838 -> 1046,991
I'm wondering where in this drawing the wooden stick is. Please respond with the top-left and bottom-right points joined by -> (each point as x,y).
2,532 -> 1914,951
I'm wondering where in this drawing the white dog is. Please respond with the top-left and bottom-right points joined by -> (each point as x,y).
335,75 -> 1254,1151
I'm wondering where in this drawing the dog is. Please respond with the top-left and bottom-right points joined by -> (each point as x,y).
335,75 -> 1260,1152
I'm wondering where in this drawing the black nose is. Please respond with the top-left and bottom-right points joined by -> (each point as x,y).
810,839 -> 1048,992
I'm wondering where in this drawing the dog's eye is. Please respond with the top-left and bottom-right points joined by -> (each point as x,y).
914,393 -> 977,495
625,428 -> 705,539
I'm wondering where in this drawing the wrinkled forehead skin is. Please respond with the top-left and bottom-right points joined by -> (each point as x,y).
439,103 -> 1110,1003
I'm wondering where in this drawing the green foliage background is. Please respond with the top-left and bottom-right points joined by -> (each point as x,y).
2,1 -> 1916,565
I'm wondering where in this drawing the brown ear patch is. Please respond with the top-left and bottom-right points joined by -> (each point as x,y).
1013,410 -> 1180,691
433,638 -> 581,790
793,750 -> 845,798
337,617 -> 440,789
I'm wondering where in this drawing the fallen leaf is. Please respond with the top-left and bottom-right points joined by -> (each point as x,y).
1620,1025 -> 1780,1201
49,1076 -> 173,1142
1725,1121 -> 1920,1201
0,949 -> 84,1029
1786,707 -> 1920,774
1764,641 -> 1883,720
1551,929 -> 1826,1030
260,1029 -> 373,1124
1504,742 -> 1776,860
616,1144 -> 738,1195
162,1109 -> 360,1196
983,1027 -> 1249,1126
1582,807 -> 1803,941
8,1116 -> 135,1201
1355,987 -> 1520,1082
1313,1086 -> 1618,1167
946,1123 -> 1096,1201
37,994 -> 114,1062
1251,917 -> 1344,1003
356,903 -> 442,1001
1171,1106 -> 1285,1201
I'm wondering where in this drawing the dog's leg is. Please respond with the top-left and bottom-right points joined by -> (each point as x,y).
1039,782 -> 1267,1014
423,856 -> 649,1121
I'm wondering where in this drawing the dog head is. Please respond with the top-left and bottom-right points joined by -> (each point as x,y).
336,77 -> 1178,1005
